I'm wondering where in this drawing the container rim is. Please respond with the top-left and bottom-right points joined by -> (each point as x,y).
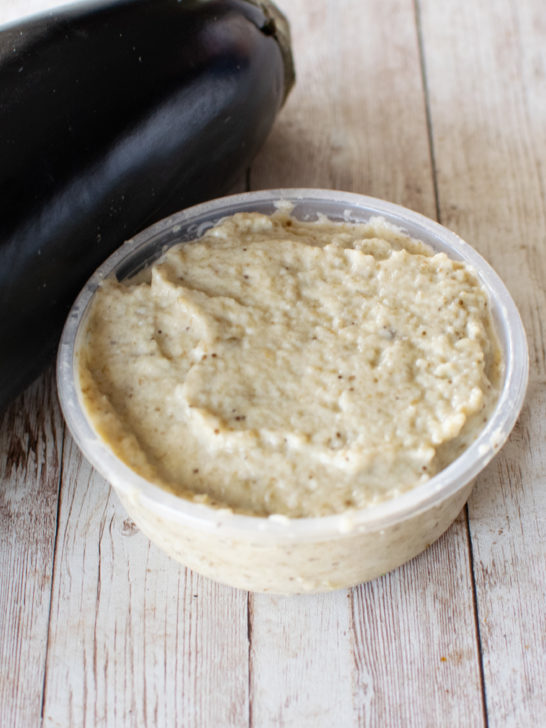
57,188 -> 529,540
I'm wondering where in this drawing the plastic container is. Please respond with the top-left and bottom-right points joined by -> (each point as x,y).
57,189 -> 529,593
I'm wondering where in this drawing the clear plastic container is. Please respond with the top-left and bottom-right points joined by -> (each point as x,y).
57,189 -> 529,593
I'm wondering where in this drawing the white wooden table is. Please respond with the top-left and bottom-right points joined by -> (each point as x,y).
1,1 -> 544,725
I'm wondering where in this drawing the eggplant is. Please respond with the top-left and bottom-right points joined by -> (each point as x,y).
0,0 -> 294,411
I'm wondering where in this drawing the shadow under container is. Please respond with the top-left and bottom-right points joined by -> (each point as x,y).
57,189 -> 529,593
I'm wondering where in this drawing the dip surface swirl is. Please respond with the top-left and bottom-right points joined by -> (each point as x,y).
78,211 -> 501,517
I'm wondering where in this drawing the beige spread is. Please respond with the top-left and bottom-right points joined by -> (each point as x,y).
78,211 -> 501,518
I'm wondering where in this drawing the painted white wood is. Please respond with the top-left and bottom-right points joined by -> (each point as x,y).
0,3 -> 251,721
252,0 -> 437,219
419,0 -> 546,723
350,515 -> 485,728
0,374 -> 63,727
1,0 -> 545,725
250,591 -> 355,728
42,436 -> 249,728
250,2 -> 485,725
469,385 -> 546,726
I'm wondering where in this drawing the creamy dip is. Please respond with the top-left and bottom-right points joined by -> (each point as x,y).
78,211 -> 501,518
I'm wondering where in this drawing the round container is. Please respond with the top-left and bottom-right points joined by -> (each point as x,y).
57,189 -> 529,593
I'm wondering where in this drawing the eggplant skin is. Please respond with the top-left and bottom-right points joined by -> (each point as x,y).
0,0 -> 293,411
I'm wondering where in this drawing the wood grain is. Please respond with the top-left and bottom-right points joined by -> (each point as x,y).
419,0 -> 546,722
252,0 -> 436,218
468,385 -> 546,725
1,0 -> 545,725
249,590 -> 354,727
350,515 -> 484,728
0,372 -> 63,728
42,436 -> 249,728
418,0 -> 546,375
249,1 -> 484,725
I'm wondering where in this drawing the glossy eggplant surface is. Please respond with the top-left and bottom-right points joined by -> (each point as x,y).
0,0 -> 293,410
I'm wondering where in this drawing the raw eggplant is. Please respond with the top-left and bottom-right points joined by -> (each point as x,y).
0,0 -> 294,411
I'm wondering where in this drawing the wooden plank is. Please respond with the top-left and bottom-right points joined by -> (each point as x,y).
0,7 -> 65,726
418,0 -> 546,375
4,0 -> 543,725
42,436 -> 249,728
249,591 -> 354,728
0,0 -> 253,711
419,0 -> 546,722
0,372 -> 63,728
469,384 -> 546,725
351,515 -> 485,727
251,0 -> 436,218
249,1 -> 485,725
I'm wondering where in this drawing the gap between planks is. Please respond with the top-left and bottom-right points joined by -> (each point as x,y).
414,0 -> 490,722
